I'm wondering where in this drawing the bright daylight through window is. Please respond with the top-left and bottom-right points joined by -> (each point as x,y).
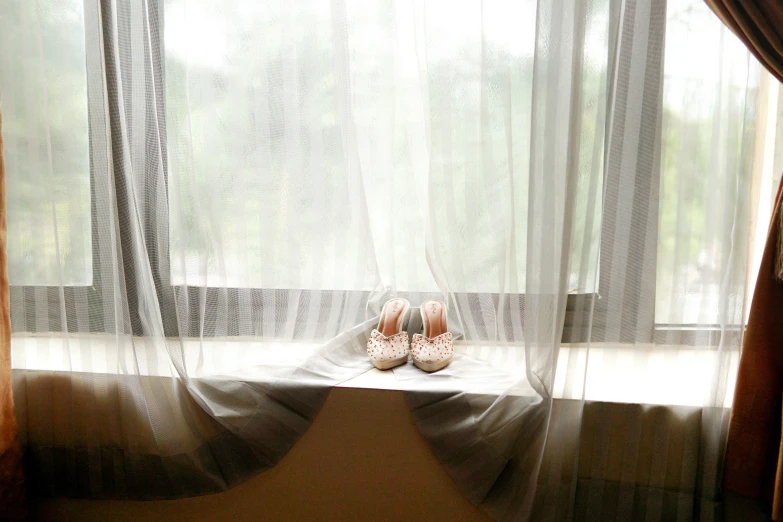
163,0 -> 605,294
1,0 -> 780,324
1,0 -> 91,286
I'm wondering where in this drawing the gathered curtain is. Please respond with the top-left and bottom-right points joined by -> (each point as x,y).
0,107 -> 25,520
703,0 -> 783,519
0,0 -> 776,519
704,0 -> 783,85
723,181 -> 783,520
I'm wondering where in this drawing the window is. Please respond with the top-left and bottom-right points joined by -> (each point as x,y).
1,0 -> 779,341
163,0 -> 604,294
655,1 -> 762,326
1,0 -> 91,286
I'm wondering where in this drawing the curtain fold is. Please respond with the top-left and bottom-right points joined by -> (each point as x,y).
704,0 -> 783,84
723,179 -> 783,519
0,106 -> 26,519
703,1 -> 783,519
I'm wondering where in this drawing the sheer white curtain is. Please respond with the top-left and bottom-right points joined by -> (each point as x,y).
526,1 -> 761,519
0,0 -> 772,519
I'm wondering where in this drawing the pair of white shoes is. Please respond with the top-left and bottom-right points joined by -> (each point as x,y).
367,298 -> 453,372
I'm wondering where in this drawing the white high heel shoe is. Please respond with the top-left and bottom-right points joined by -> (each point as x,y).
367,298 -> 411,370
411,300 -> 453,372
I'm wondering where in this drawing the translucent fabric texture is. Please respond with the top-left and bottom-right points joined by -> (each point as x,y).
0,0 -> 775,519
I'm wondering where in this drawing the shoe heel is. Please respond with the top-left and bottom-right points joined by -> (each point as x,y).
372,355 -> 408,370
413,359 -> 450,372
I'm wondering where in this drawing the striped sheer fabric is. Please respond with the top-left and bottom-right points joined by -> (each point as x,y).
0,0 -> 773,519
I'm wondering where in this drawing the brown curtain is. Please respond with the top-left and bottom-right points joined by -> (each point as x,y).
704,1 -> 783,520
704,0 -> 783,83
0,108 -> 25,518
723,179 -> 783,519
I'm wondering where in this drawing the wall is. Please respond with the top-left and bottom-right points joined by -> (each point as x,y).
30,388 -> 489,521
27,387 -> 772,521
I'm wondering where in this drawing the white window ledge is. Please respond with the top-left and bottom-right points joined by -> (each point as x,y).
10,334 -> 738,408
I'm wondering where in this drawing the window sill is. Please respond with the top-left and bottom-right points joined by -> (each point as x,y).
10,334 -> 737,408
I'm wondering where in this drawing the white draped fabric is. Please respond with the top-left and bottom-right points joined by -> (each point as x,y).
0,0 -> 776,519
